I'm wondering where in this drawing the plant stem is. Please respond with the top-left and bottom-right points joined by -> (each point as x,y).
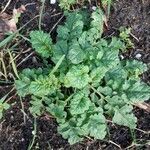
28,117 -> 37,150
39,0 -> 46,30
89,85 -> 106,101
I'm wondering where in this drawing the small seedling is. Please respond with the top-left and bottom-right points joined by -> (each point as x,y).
0,95 -> 10,119
119,27 -> 134,49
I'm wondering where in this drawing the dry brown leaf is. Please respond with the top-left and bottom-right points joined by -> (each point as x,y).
0,12 -> 12,20
7,19 -> 17,32
0,19 -> 10,40
0,5 -> 26,40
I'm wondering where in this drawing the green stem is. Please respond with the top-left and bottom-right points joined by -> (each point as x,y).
89,85 -> 106,101
28,117 -> 37,150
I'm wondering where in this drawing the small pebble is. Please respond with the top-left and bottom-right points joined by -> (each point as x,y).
10,138 -> 13,142
32,56 -> 37,64
10,115 -> 14,120
92,6 -> 97,10
135,53 -> 142,59
50,0 -> 56,4
120,55 -> 124,60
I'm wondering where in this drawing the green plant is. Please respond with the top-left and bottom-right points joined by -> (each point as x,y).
119,27 -> 134,49
15,8 -> 150,144
0,95 -> 10,119
101,0 -> 112,17
59,0 -> 76,10
59,0 -> 89,10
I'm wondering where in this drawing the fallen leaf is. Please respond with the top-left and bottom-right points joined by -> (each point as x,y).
0,5 -> 26,41
0,19 -> 10,33
7,19 -> 17,32
0,19 -> 10,40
